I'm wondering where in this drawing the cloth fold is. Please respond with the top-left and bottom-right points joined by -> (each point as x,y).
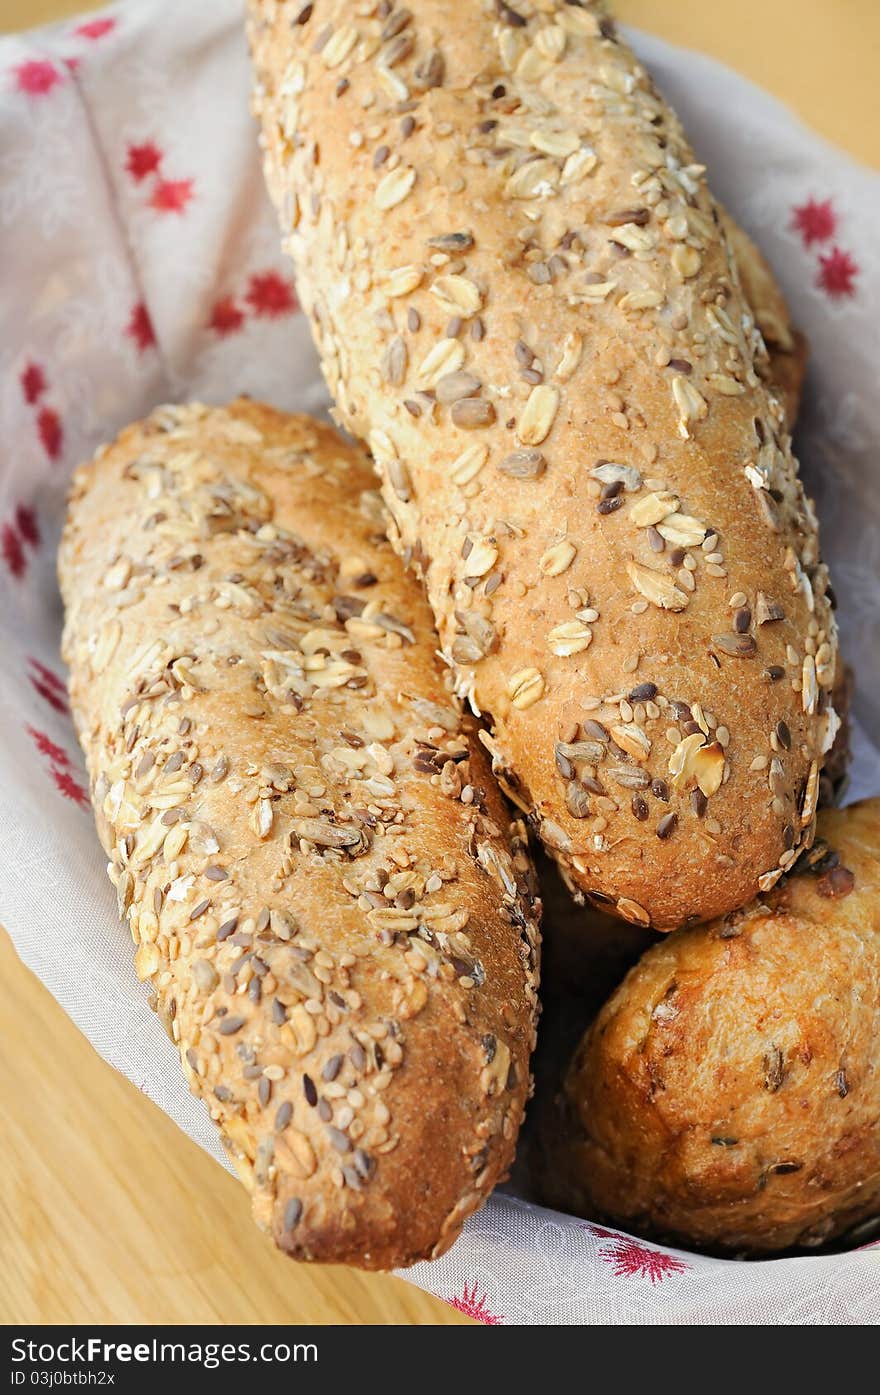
1,0 -> 878,1325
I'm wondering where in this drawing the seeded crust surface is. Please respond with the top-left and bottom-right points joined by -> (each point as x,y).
249,0 -> 836,930
720,210 -> 807,430
542,798 -> 880,1254
59,400 -> 540,1270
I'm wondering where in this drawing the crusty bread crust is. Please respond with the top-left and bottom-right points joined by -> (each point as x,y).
58,400 -> 540,1270
544,798 -> 880,1254
720,211 -> 807,427
249,0 -> 837,929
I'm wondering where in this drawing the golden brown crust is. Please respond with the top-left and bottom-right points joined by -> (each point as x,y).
249,0 -> 837,930
543,799 -> 880,1254
821,662 -> 853,805
769,327 -> 808,437
58,399 -> 540,1271
720,211 -> 807,427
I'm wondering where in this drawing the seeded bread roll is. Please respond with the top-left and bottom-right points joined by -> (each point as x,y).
249,0 -> 837,930
58,400 -> 540,1271
542,799 -> 880,1254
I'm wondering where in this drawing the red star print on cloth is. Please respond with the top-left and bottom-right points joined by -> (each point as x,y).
25,723 -> 86,808
20,362 -> 46,404
15,505 -> 40,549
30,659 -> 66,696
50,765 -> 89,808
209,296 -> 246,336
37,406 -> 63,461
817,246 -> 859,298
126,302 -> 157,353
791,197 -> 836,246
2,523 -> 25,579
13,59 -> 62,96
150,176 -> 195,215
245,270 -> 297,318
126,141 -> 163,183
584,1224 -> 689,1285
27,726 -> 70,767
1,504 -> 40,580
73,17 -> 116,40
30,679 -> 67,713
446,1282 -> 504,1324
28,659 -> 69,716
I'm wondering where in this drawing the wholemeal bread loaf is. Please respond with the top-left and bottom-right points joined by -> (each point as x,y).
249,0 -> 837,930
58,399 -> 540,1270
541,798 -> 880,1254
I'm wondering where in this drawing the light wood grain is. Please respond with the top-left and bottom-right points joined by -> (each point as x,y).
2,0 -> 95,30
616,0 -> 880,168
1,0 -> 877,1329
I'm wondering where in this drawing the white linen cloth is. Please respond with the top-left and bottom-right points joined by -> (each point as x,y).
1,0 -> 878,1325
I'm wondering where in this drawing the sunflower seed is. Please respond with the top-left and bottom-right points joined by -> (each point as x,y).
499,449 -> 546,479
608,764 -> 650,790
460,612 -> 498,657
413,48 -> 444,88
387,456 -> 412,502
755,592 -> 785,625
428,230 -> 474,252
436,371 -> 482,404
713,633 -> 757,658
381,335 -> 407,385
451,398 -> 496,429
565,784 -> 591,818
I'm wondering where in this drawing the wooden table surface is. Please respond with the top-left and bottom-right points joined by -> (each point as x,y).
2,0 -> 877,1328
